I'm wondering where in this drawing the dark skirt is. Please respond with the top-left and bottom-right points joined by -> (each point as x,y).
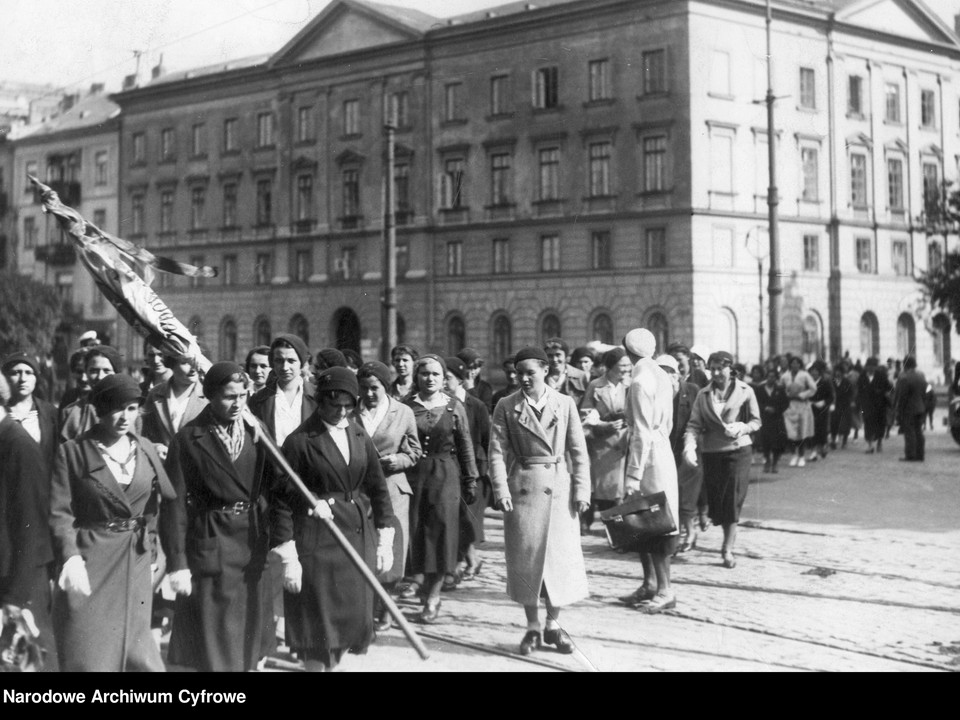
702,447 -> 752,526
410,455 -> 461,574
676,451 -> 704,524
812,407 -> 831,445
459,476 -> 490,552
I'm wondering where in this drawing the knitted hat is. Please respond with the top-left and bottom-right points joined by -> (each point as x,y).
456,347 -> 482,366
515,347 -> 549,365
86,345 -> 122,373
415,354 -> 447,376
202,361 -> 245,397
90,374 -> 142,415
2,352 -> 40,377
270,334 -> 308,365
315,348 -> 347,370
357,361 -> 392,389
314,366 -> 359,400
445,357 -> 468,382
623,329 -> 657,359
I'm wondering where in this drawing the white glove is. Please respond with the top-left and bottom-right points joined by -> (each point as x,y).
168,569 -> 192,596
724,422 -> 747,439
376,527 -> 396,574
580,409 -> 600,426
309,498 -> 334,520
683,446 -> 699,467
58,555 -> 91,598
623,478 -> 641,497
272,540 -> 302,594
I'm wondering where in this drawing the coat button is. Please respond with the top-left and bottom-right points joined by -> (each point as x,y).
543,463 -> 551,469
544,488 -> 552,495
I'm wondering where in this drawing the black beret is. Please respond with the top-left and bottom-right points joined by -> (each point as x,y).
87,344 -> 122,372
445,357 -> 468,381
314,366 -> 359,400
315,348 -> 347,369
456,347 -> 481,366
515,347 -> 549,365
357,361 -> 392,389
271,334 -> 308,364
543,337 -> 570,355
202,361 -> 245,397
416,354 -> 447,376
90,374 -> 142,415
708,351 -> 735,367
2,352 -> 40,376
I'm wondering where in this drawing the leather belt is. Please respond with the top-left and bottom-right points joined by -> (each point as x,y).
520,455 -> 565,469
88,516 -> 145,533
216,501 -> 252,515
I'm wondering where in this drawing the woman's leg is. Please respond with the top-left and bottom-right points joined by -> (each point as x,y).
721,522 -> 739,568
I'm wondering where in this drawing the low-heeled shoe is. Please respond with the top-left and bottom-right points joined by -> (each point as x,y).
519,630 -> 542,656
543,627 -> 574,654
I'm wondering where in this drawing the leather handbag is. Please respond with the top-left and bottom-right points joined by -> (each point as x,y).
600,492 -> 677,552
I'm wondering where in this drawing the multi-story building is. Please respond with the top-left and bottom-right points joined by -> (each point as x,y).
109,0 -> 960,382
11,89 -> 121,369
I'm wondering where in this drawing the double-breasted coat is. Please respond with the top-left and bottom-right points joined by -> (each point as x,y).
270,415 -> 394,656
489,388 -> 590,607
162,407 -> 272,672
580,375 -> 629,502
353,397 -> 422,583
49,429 -> 176,672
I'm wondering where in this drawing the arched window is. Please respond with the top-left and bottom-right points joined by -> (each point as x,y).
396,313 -> 407,345
645,312 -> 669,354
219,317 -> 238,362
802,314 -> 822,364
933,313 -> 951,370
447,315 -> 466,355
928,241 -> 943,272
591,312 -> 614,345
492,313 -> 512,364
713,307 -> 738,359
540,313 -> 561,344
860,312 -> 880,359
896,313 -> 916,358
253,316 -> 272,347
332,307 -> 361,353
289,314 -> 309,347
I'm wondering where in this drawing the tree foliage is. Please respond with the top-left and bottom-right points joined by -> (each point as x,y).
0,271 -> 66,357
917,181 -> 960,334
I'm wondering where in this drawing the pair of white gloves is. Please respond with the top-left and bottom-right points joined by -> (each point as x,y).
682,421 -> 751,467
58,555 -> 195,597
271,499 -> 395,594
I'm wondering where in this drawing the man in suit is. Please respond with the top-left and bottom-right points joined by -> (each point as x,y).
894,356 -> 928,462
543,337 -> 588,408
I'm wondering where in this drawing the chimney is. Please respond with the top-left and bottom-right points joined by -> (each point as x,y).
151,54 -> 165,80
89,82 -> 104,95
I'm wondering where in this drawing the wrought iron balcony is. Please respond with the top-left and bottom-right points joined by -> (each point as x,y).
34,242 -> 77,265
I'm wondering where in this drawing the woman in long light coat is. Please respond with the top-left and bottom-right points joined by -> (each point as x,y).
489,347 -> 590,657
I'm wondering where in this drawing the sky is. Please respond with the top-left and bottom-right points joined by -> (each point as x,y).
0,0 -> 504,93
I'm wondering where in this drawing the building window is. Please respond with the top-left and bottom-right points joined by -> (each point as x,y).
131,195 -> 144,235
588,142 -> 612,197
492,314 -> 512,364
296,175 -> 314,221
588,59 -> 611,101
256,179 -> 272,226
643,136 -> 666,192
923,162 -> 939,214
160,128 -> 175,161
387,92 -> 408,127
897,313 -> 916,358
297,107 -> 313,142
799,68 -> 816,109
396,242 -> 410,276
928,241 -> 943,271
23,217 -> 36,249
343,99 -> 359,135
490,75 -> 509,115
848,76 -> 863,116
190,186 -> 206,230
444,83 -> 462,122
132,133 -> 145,163
54,272 -> 73,302
592,231 -> 612,269
541,313 -> 562,343
446,241 -> 462,276
801,147 -> 819,202
222,255 -> 237,286
891,239 -> 910,276
254,317 -> 272,347
885,83 -> 900,123
490,153 -> 511,206
95,151 -> 108,186
440,158 -> 466,209
493,238 -> 510,273
860,312 -> 880,358
533,66 -> 559,109
257,113 -> 273,148
219,318 -> 238,362
886,158 -> 904,211
644,228 -> 666,268
921,89 -> 936,128
255,253 -> 272,285
160,190 -> 174,233
394,163 -> 410,215
850,153 -> 868,207
294,250 -> 312,283
538,148 -> 560,201
642,49 -> 665,94
190,255 -> 205,287
541,234 -> 560,272
803,235 -> 819,271
342,170 -> 360,218
223,118 -> 238,152
191,123 -> 206,157
335,247 -> 356,280
222,183 -> 237,227
856,237 -> 874,273
710,132 -> 734,194
447,316 -> 466,356
592,313 -> 614,344
93,209 -> 106,230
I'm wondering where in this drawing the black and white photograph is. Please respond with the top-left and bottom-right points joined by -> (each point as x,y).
1,0 -> 959,675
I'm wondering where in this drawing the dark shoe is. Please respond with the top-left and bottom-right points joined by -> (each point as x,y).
698,512 -> 711,531
460,560 -> 483,580
618,586 -> 656,606
579,521 -> 590,536
520,630 -> 542,655
635,594 -> 677,614
416,601 -> 441,624
374,611 -> 392,633
543,627 -> 574,654
398,582 -> 420,599
441,574 -> 460,592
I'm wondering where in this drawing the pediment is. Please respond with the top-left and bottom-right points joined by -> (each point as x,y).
837,0 -> 960,46
270,0 -> 425,67
336,149 -> 366,166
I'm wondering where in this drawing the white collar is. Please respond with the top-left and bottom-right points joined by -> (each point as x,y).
414,392 -> 449,410
522,388 -> 548,411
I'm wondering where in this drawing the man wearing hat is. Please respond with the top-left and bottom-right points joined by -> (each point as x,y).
458,347 -> 494,414
543,337 -> 588,408
78,330 -> 99,349
618,328 -> 679,613
249,334 -> 318,448
58,345 -> 125,442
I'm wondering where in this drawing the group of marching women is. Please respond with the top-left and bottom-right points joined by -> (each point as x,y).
2,326 -> 775,671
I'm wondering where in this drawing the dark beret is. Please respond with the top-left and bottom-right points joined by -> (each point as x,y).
316,348 -> 347,370
666,342 -> 691,356
314,366 -> 359,400
341,348 -> 363,369
416,354 -> 447,376
456,347 -> 481,366
202,361 -> 245,397
2,352 -> 40,376
271,334 -> 308,364
543,337 -> 569,355
87,344 -> 122,372
357,361 -> 392,389
570,347 -> 595,364
90,374 -> 142,415
708,351 -> 735,367
515,347 -> 549,365
445,357 -> 468,381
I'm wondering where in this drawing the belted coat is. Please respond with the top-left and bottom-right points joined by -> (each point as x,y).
489,387 -> 590,607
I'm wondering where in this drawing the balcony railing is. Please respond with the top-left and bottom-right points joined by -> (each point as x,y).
34,243 -> 77,265
45,180 -> 81,207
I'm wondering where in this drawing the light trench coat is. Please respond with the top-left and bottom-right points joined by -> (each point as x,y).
624,357 -> 679,534
489,387 -> 590,607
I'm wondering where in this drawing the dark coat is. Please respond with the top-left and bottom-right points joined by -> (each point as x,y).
270,415 -> 394,655
831,374 -> 854,436
547,366 -> 589,407
858,370 -> 892,439
50,429 -> 175,672
162,407 -> 272,672
467,379 -> 495,414
894,369 -> 928,421
459,391 -> 491,547
754,382 -> 789,453
671,381 -> 701,459
249,381 -> 318,443
139,379 -> 208,449
810,376 -> 836,444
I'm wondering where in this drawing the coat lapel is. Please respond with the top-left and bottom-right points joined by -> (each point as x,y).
80,439 -> 132,514
195,425 -> 242,487
513,395 -> 552,449
312,423 -> 351,493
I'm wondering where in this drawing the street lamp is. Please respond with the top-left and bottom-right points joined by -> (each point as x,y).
745,228 -> 769,365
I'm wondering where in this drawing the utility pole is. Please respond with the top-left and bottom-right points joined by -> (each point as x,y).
765,0 -> 783,359
381,111 -> 397,363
